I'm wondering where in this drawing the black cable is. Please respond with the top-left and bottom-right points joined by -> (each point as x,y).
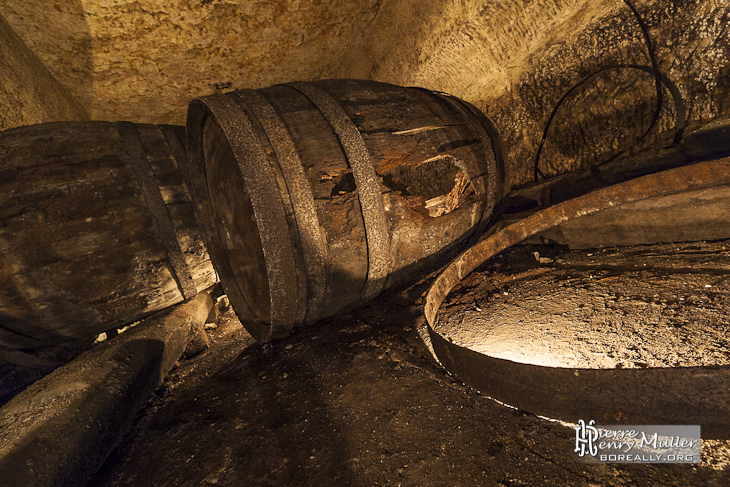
533,64 -> 686,180
533,0 -> 684,181
622,0 -> 665,152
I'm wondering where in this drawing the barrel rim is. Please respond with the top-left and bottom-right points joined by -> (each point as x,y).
187,95 -> 299,340
423,158 -> 730,437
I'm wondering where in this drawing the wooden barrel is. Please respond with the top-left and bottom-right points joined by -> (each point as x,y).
0,122 -> 218,349
187,79 -> 503,340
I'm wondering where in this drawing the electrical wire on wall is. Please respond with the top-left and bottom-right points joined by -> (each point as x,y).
532,0 -> 686,182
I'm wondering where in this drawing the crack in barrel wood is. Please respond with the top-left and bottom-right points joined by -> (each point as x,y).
187,79 -> 504,341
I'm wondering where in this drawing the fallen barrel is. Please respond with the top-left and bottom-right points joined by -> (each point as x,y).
187,79 -> 504,340
0,121 -> 218,349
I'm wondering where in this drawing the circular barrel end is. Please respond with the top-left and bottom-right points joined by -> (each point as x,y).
187,99 -> 275,339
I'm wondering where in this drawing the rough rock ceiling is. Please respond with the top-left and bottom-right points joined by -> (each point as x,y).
1,0 -> 729,188
0,0 -> 385,123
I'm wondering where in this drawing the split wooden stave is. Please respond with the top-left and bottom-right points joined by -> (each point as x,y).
187,79 -> 503,340
0,122 -> 217,349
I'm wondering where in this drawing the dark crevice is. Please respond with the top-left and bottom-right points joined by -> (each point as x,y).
437,138 -> 480,153
330,172 -> 356,197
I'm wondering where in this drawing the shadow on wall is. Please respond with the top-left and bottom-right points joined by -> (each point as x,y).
3,0 -> 389,125
348,0 -> 730,190
0,0 -> 94,126
0,12 -> 89,130
493,0 -> 730,187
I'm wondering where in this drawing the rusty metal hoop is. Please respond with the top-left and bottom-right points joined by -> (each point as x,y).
424,158 -> 730,438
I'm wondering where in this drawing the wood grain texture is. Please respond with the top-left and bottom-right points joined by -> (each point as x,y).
188,79 -> 502,339
0,122 -> 217,348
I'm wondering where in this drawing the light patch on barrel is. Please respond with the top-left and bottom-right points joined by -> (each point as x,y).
424,171 -> 472,217
392,125 -> 452,136
415,154 -> 457,166
383,154 -> 475,218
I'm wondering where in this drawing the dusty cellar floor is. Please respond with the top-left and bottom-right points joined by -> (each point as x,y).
62,241 -> 730,486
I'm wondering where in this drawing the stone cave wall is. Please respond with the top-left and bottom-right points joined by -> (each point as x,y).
1,0 -> 728,189
0,14 -> 88,131
0,0 -> 385,125
348,0 -> 730,190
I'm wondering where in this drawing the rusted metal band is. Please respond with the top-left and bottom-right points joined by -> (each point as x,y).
116,122 -> 198,301
228,93 -> 309,327
424,158 -> 730,438
198,96 -> 300,338
227,93 -> 307,326
186,101 -> 261,331
288,82 -> 391,303
235,89 -> 329,325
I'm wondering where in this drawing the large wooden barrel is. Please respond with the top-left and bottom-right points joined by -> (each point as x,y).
187,79 -> 503,340
0,122 -> 218,349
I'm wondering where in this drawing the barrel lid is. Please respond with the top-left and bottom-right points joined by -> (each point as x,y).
187,95 -> 300,341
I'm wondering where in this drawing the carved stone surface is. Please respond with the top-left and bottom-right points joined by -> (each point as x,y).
0,15 -> 87,131
2,1 -> 727,189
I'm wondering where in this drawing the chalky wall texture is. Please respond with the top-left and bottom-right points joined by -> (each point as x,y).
1,0 -> 729,190
0,15 -> 87,131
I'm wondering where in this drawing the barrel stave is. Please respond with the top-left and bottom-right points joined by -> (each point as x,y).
135,124 -> 216,292
187,79 -> 502,339
0,122 -> 216,348
257,85 -> 371,319
312,81 -> 492,291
